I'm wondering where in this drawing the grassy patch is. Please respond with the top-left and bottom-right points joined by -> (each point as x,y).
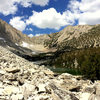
47,67 -> 81,75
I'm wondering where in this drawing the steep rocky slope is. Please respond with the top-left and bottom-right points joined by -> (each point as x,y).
0,19 -> 50,53
0,19 -> 31,45
45,24 -> 100,51
0,45 -> 100,100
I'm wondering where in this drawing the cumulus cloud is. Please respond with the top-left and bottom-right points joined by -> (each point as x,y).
25,0 -> 100,30
9,17 -> 26,31
26,8 -> 71,30
28,33 -> 43,37
0,0 -> 18,15
20,0 -> 49,7
28,34 -> 34,38
80,0 -> 100,12
79,11 -> 100,25
67,0 -> 100,25
26,28 -> 33,31
35,33 -> 44,36
0,0 -> 50,15
79,0 -> 100,25
5,0 -> 100,32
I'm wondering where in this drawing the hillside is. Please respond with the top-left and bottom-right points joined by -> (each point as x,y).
0,19 -> 52,56
45,24 -> 100,51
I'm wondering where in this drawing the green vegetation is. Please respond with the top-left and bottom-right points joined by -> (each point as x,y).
79,54 -> 100,80
51,47 -> 100,80
44,25 -> 100,80
47,67 -> 81,75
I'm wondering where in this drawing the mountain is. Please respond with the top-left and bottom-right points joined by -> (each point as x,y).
1,18 -> 100,65
0,19 -> 31,45
0,19 -> 51,56
1,18 -> 100,54
45,24 -> 100,51
44,24 -> 100,81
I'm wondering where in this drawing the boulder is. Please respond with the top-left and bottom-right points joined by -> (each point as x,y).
5,68 -> 20,73
88,83 -> 100,100
11,94 -> 23,100
0,69 -> 6,75
80,93 -> 91,100
44,70 -> 54,75
3,86 -> 19,95
38,84 -> 46,93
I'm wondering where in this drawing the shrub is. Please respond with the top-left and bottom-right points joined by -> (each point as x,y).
79,54 -> 100,80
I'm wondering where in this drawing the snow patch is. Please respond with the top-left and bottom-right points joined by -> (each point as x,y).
32,52 -> 36,54
35,34 -> 44,37
15,43 -> 18,46
28,34 -> 34,38
21,42 -> 29,48
0,38 -> 6,42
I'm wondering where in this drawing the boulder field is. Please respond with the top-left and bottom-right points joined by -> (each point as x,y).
0,46 -> 100,100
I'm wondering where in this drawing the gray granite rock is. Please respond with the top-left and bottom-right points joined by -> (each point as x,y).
0,46 -> 100,100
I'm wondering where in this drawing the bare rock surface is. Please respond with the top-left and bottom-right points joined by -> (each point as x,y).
0,45 -> 100,100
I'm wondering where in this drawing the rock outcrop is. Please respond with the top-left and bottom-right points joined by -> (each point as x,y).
0,45 -> 100,100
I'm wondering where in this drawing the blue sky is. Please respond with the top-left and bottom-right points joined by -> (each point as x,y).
0,0 -> 100,37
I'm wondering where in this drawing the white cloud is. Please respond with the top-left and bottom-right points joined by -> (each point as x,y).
68,0 -> 80,12
79,11 -> 100,25
28,33 -> 44,37
67,0 -> 100,25
28,34 -> 34,38
0,0 -> 18,15
0,0 -> 50,15
26,8 -> 71,30
20,0 -> 49,7
80,0 -> 100,12
3,0 -> 100,32
79,0 -> 100,25
35,33 -> 44,36
26,28 -> 33,31
9,17 -> 26,31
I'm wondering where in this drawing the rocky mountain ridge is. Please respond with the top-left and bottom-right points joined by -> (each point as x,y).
0,19 -> 51,54
1,18 -> 100,53
44,24 -> 100,51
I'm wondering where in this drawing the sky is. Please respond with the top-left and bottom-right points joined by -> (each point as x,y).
0,0 -> 100,37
